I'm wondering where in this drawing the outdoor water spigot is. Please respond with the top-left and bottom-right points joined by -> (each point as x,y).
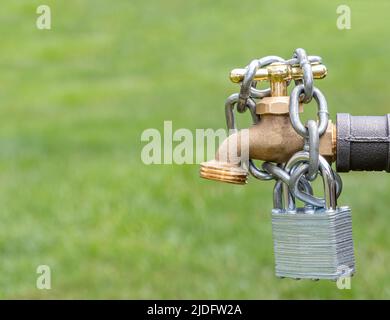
200,55 -> 390,186
200,60 -> 335,185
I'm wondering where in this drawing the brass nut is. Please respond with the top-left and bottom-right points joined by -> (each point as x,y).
256,96 -> 303,115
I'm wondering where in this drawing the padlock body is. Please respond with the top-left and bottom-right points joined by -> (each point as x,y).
271,206 -> 355,280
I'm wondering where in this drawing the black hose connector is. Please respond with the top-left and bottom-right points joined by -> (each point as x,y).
336,113 -> 390,172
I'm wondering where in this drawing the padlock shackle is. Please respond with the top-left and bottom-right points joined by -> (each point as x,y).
272,171 -> 315,211
284,151 -> 337,210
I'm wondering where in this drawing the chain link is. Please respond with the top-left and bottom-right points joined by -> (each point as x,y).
293,48 -> 313,103
237,56 -> 285,112
225,93 -> 273,180
289,85 -> 329,137
305,120 -> 319,181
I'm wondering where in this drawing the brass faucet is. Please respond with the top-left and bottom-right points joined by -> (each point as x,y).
200,61 -> 335,185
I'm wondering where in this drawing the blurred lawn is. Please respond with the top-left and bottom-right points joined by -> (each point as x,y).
1,0 -> 390,299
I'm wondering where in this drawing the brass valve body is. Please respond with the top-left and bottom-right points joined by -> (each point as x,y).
200,114 -> 335,184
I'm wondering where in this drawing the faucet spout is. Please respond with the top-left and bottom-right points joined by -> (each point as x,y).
200,114 -> 335,185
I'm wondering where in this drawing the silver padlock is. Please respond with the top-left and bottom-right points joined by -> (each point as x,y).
271,153 -> 355,280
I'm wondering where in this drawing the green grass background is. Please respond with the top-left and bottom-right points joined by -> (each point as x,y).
0,0 -> 390,299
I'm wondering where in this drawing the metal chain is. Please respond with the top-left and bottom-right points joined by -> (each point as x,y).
293,48 -> 313,103
289,85 -> 329,137
225,93 -> 273,180
225,49 -> 343,209
304,120 -> 319,181
237,56 -> 285,112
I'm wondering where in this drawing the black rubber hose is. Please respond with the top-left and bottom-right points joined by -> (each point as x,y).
336,113 -> 390,172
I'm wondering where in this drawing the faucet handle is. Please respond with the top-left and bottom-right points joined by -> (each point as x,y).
229,62 -> 327,84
